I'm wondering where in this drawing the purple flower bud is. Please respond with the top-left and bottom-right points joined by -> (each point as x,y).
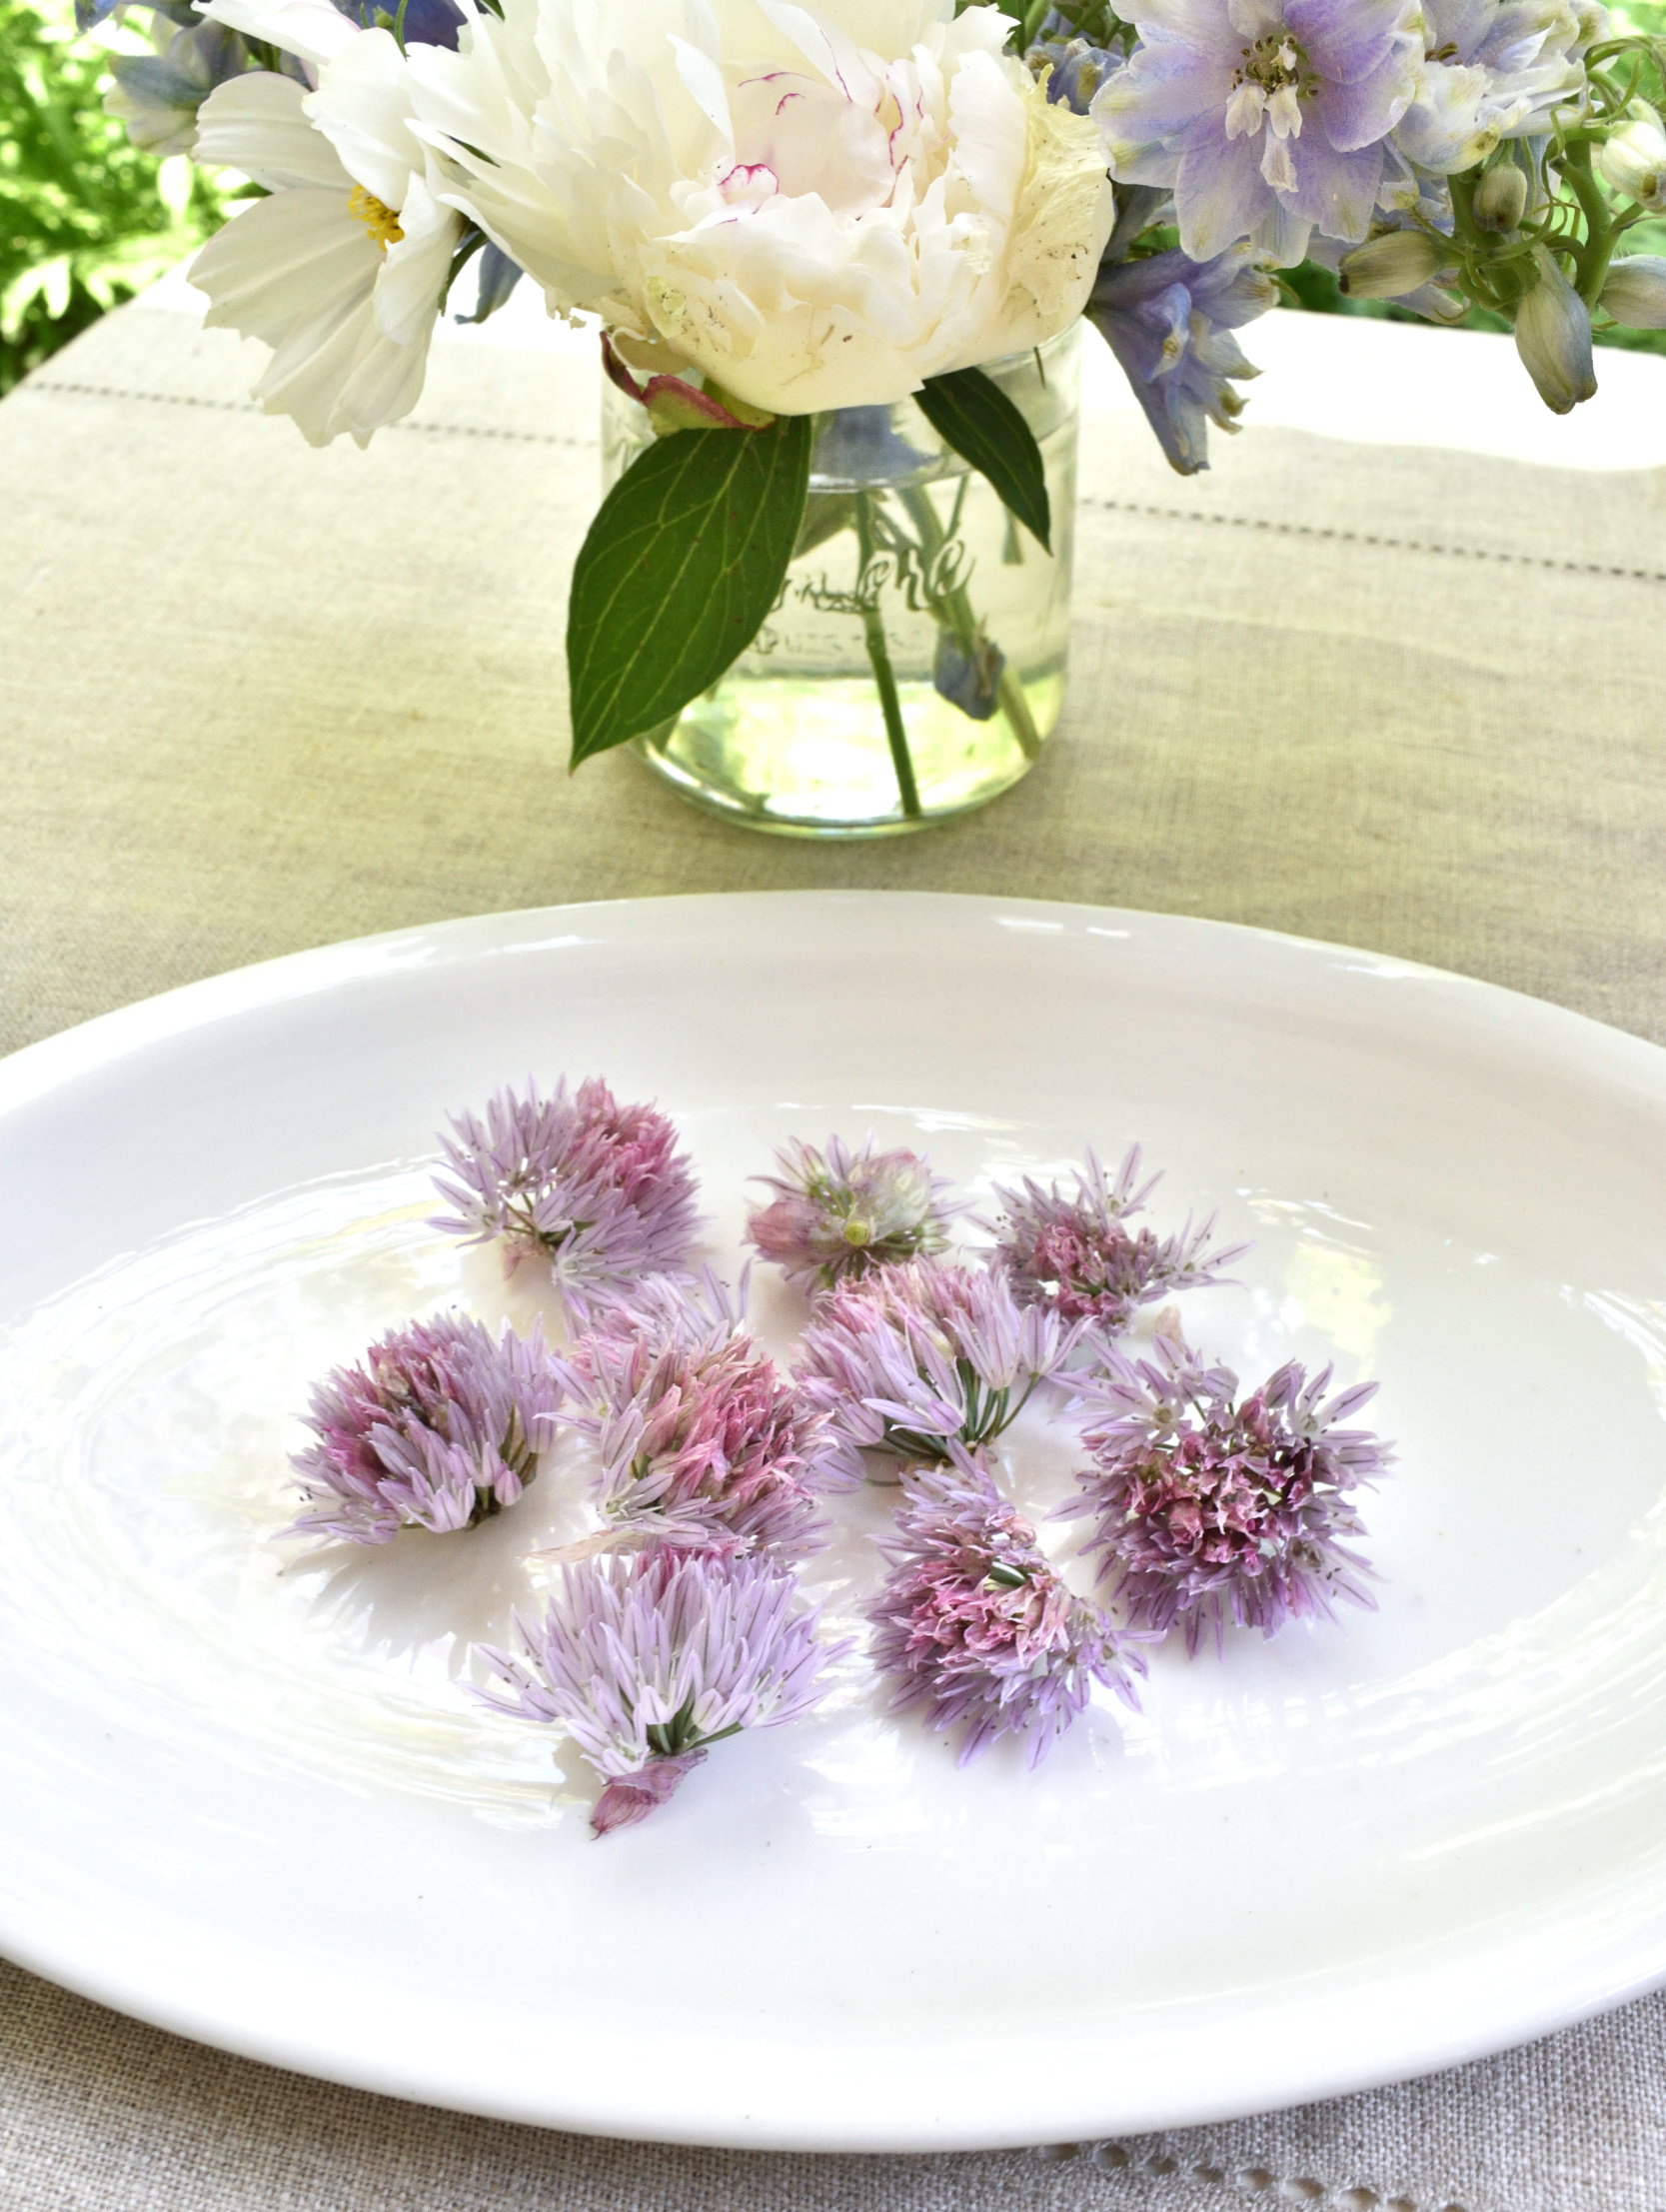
1472,164 -> 1529,234
1514,246 -> 1597,414
1339,229 -> 1447,299
1596,107 -> 1666,211
1600,255 -> 1666,329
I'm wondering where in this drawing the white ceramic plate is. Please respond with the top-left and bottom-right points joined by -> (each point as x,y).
2,891 -> 1665,2153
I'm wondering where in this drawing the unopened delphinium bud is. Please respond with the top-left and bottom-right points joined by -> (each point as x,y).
1597,106 -> 1666,212
1601,256 -> 1666,329
1472,163 -> 1529,233
1339,230 -> 1447,300
1514,246 -> 1597,414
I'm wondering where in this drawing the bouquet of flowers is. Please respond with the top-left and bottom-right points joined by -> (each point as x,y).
85,0 -> 1666,778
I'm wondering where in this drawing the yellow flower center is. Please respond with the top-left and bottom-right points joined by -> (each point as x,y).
349,184 -> 405,251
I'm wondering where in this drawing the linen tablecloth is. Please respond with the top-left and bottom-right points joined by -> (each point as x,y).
3,279 -> 1666,2212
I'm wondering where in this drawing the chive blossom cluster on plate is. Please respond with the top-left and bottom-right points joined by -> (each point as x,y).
286,1077 -> 1394,1836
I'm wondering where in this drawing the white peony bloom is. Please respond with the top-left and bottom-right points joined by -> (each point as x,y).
190,19 -> 463,447
405,0 -> 1114,414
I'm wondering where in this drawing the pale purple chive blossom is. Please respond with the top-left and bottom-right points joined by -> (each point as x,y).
870,1453 -> 1144,1767
1088,242 -> 1277,473
478,1547 -> 842,1835
797,1258 -> 1081,1476
1058,1336 -> 1392,1652
430,1078 -> 699,1318
1091,0 -> 1423,266
287,1312 -> 564,1545
555,1272 -> 843,1559
746,1133 -> 960,1298
989,1145 -> 1249,1334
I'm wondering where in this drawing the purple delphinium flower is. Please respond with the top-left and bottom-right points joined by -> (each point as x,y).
1027,8 -> 1130,115
286,1312 -> 564,1545
869,1452 -> 1144,1766
557,1272 -> 843,1559
796,1257 -> 1081,1477
430,1078 -> 700,1320
1390,0 -> 1587,181
988,1144 -> 1249,1335
477,1546 -> 842,1835
746,1132 -> 960,1298
1058,1335 -> 1392,1652
932,627 -> 1006,722
812,405 -> 928,483
1088,243 -> 1278,474
1091,0 -> 1423,266
335,0 -> 465,48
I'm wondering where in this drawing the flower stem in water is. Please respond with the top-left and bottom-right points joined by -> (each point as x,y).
854,491 -> 921,820
898,486 -> 1043,762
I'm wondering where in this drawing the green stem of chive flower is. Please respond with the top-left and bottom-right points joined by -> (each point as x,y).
854,491 -> 921,821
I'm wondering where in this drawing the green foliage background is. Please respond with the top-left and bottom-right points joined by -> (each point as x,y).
0,0 -> 226,394
0,0 -> 1663,399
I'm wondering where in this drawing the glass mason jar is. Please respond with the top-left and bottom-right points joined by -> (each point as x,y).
599,327 -> 1080,839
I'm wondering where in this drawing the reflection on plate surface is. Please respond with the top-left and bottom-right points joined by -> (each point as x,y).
1,892 -> 1664,2150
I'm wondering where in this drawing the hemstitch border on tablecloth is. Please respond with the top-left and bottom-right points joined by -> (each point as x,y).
16,377 -> 1666,590
1031,2138 -> 1461,2211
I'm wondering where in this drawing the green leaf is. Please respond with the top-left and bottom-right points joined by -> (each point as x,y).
914,367 -> 1051,554
566,413 -> 813,768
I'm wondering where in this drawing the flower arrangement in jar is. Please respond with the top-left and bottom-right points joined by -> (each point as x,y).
84,0 -> 1666,827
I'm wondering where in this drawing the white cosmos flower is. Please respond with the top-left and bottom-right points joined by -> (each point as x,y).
405,0 -> 1115,415
190,16 -> 463,446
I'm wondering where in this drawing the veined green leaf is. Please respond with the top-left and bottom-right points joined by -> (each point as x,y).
566,413 -> 813,768
914,367 -> 1050,554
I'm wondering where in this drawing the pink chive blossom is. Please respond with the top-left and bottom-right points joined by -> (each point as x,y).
286,1312 -> 564,1545
988,1144 -> 1249,1336
869,1453 -> 1144,1766
1058,1336 -> 1392,1652
554,1270 -> 847,1561
477,1546 -> 843,1835
796,1257 -> 1082,1479
745,1131 -> 961,1298
430,1078 -> 700,1320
